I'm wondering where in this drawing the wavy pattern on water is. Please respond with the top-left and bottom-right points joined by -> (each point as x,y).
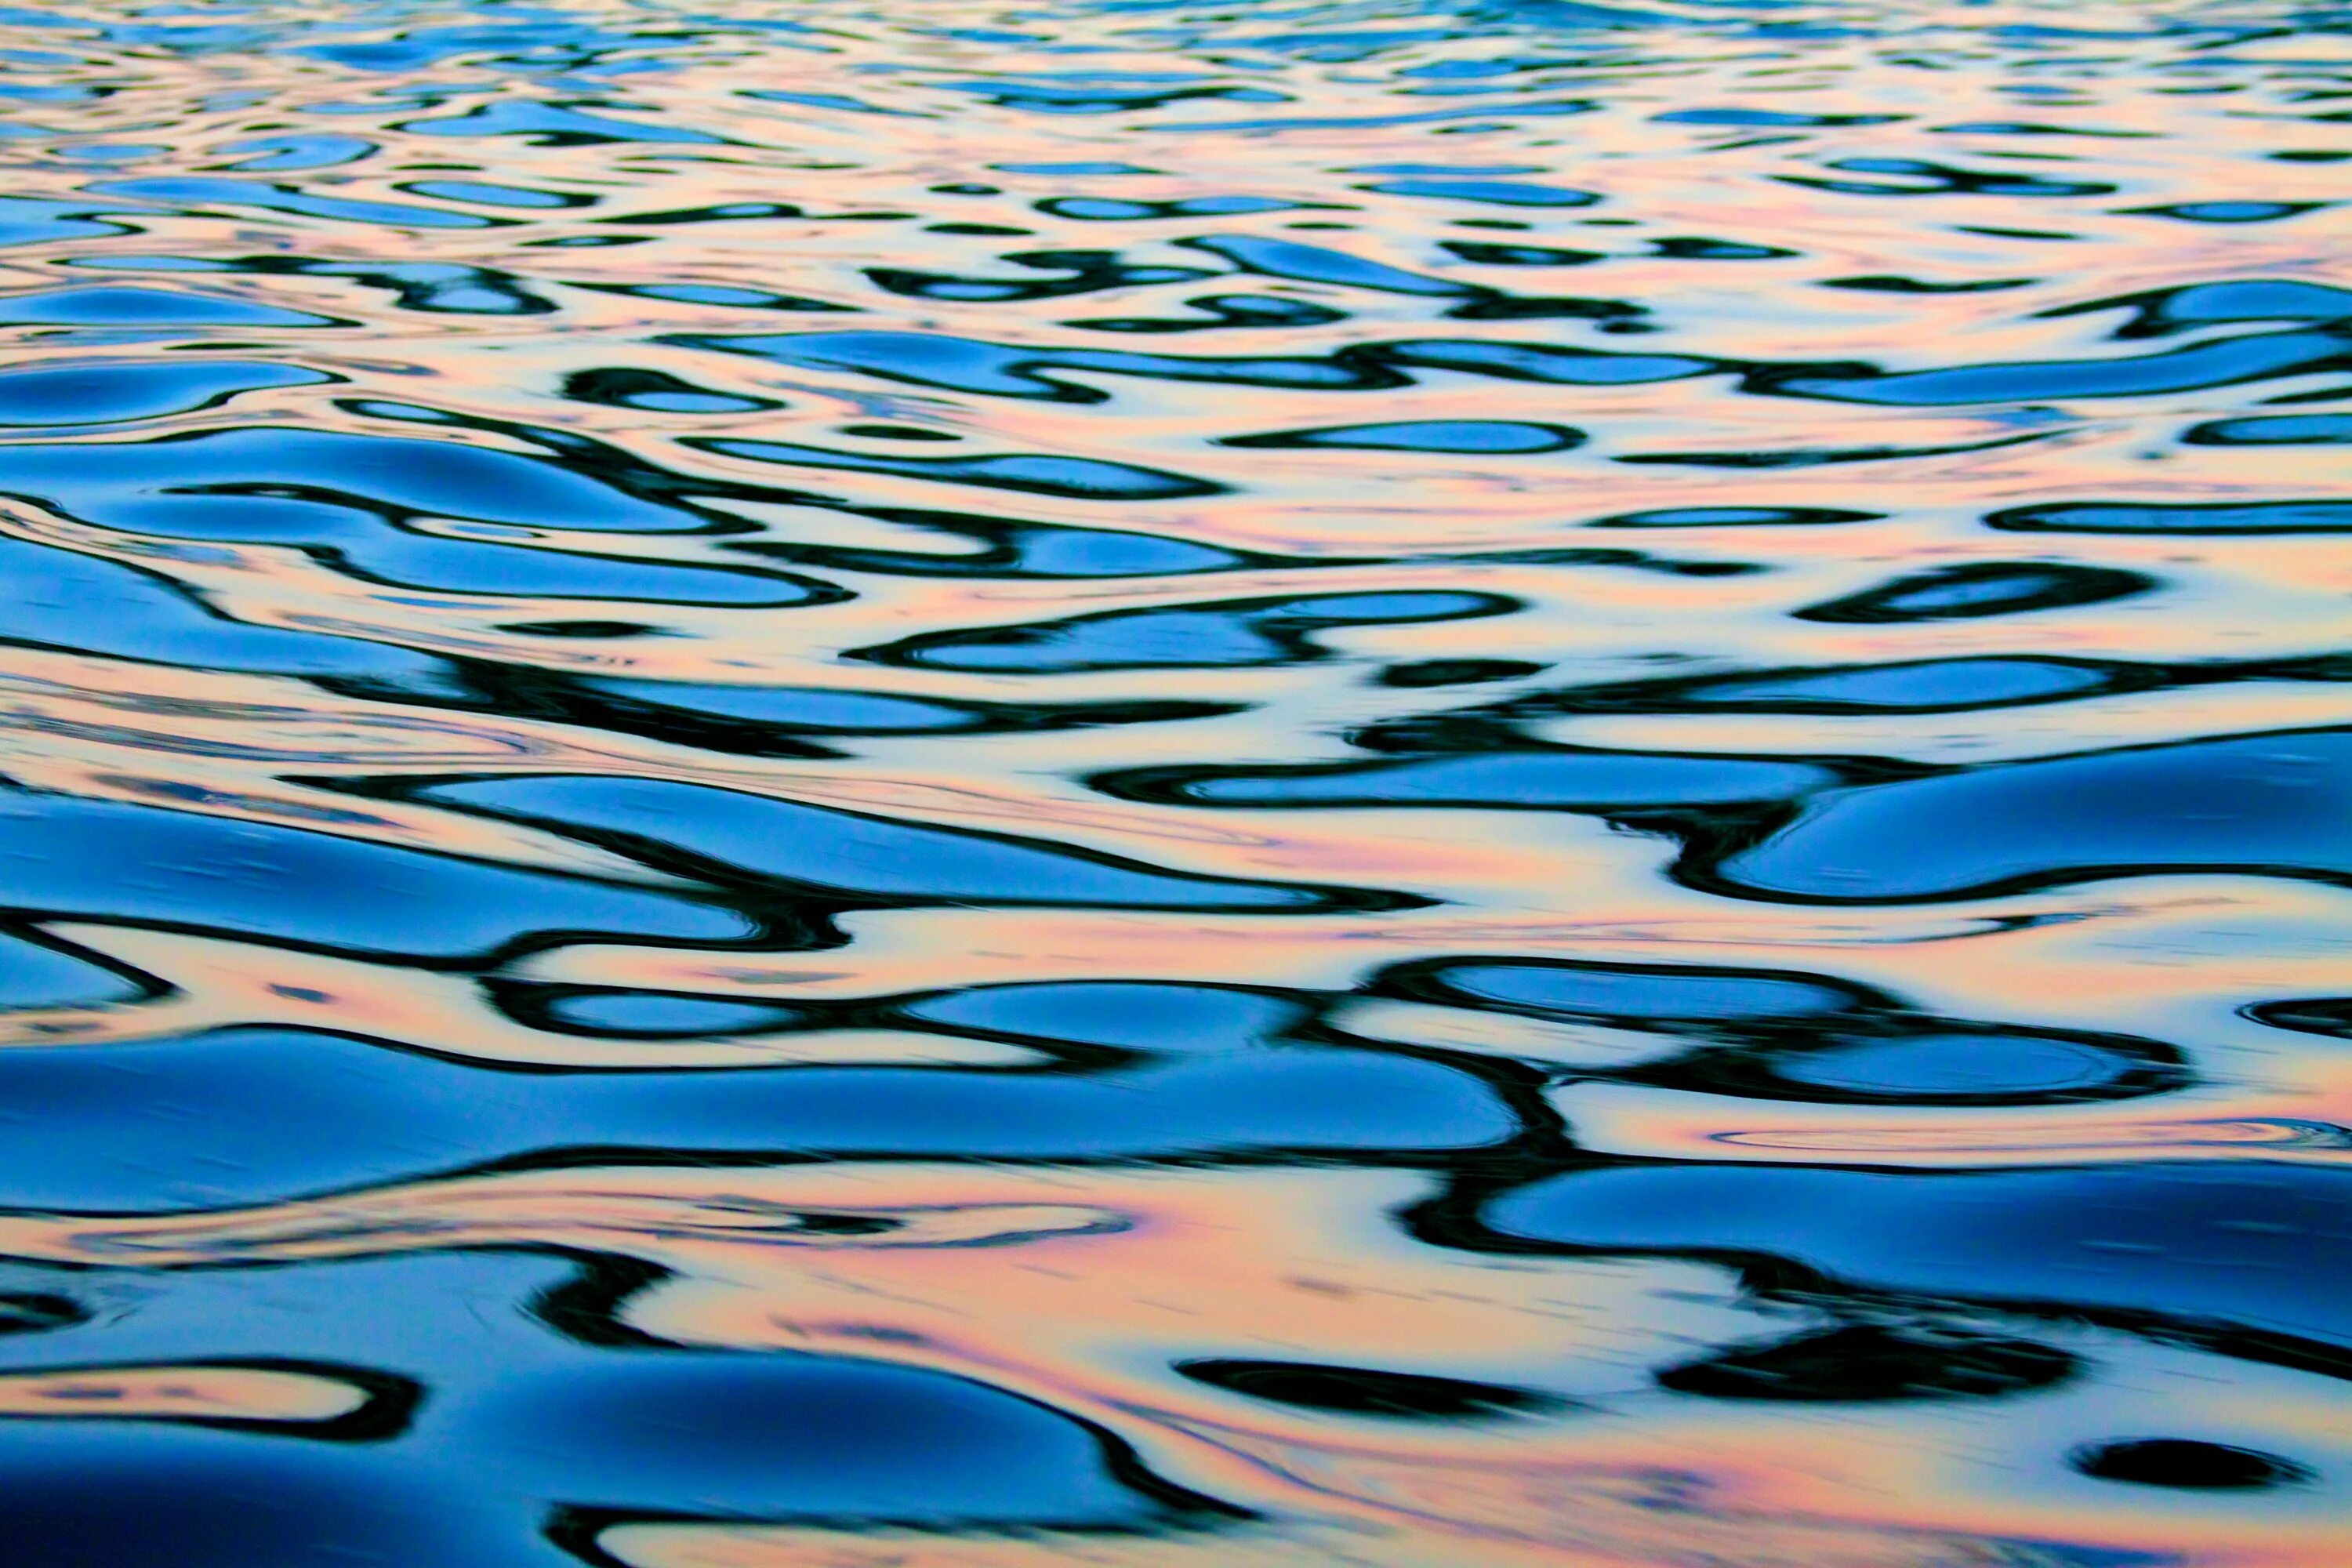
0,0 -> 2346,1564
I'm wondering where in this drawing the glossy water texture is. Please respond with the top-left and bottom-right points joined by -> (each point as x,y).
0,0 -> 2346,1563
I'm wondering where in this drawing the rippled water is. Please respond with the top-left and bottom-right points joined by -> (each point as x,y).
0,0 -> 2346,1563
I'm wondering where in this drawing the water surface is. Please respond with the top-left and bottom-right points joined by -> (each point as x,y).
0,0 -> 2346,1564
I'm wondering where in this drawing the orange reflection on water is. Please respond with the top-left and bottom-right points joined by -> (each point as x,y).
0,0 -> 2344,1562
8,1160 -> 2347,1566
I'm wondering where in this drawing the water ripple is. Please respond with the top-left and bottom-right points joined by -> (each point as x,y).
0,0 -> 2344,1563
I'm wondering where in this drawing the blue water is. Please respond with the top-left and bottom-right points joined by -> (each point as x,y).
0,1 -> 2344,1563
